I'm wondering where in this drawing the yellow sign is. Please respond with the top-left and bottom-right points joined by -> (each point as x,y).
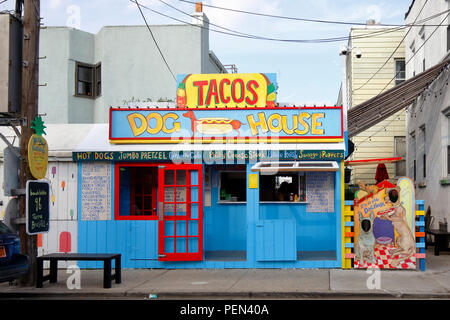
177,73 -> 276,108
248,174 -> 258,189
28,134 -> 48,179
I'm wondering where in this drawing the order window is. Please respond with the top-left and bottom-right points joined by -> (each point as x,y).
219,171 -> 246,202
260,172 -> 306,202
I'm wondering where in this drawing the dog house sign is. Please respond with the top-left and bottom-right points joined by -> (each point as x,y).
109,106 -> 343,144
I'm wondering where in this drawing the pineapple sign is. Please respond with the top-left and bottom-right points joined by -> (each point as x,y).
176,73 -> 277,108
28,116 -> 48,179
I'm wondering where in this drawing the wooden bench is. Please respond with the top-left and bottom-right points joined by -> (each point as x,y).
36,253 -> 121,289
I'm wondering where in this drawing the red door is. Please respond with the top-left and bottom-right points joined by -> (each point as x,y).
158,164 -> 203,261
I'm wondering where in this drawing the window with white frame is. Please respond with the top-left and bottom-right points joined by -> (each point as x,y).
410,132 -> 416,181
420,125 -> 426,179
445,109 -> 450,176
395,59 -> 405,86
395,136 -> 406,177
447,116 -> 450,176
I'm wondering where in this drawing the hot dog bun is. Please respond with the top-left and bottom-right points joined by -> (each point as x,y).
196,117 -> 234,134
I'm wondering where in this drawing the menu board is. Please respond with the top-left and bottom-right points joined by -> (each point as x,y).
26,181 -> 50,235
306,171 -> 334,213
81,162 -> 111,220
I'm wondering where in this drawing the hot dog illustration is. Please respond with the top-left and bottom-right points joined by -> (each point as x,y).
183,110 -> 244,137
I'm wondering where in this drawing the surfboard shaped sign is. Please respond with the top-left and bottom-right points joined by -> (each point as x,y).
353,178 -> 416,269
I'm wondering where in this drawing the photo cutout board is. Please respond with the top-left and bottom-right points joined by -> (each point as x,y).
353,178 -> 416,269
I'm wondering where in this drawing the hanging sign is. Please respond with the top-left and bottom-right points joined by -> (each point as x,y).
28,116 -> 48,179
26,180 -> 50,235
28,134 -> 48,179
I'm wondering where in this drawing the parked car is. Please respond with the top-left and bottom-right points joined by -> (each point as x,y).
0,221 -> 29,283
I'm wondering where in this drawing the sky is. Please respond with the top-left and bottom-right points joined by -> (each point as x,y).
1,0 -> 414,105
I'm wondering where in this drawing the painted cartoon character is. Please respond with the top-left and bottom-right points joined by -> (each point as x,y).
355,211 -> 376,265
357,181 -> 379,197
182,110 -> 244,137
380,187 -> 415,267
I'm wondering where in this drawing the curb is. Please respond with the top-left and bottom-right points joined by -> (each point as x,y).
2,290 -> 450,299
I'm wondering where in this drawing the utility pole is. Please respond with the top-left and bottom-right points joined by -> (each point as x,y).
18,0 -> 40,286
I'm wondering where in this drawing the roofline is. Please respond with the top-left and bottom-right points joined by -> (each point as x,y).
405,0 -> 416,20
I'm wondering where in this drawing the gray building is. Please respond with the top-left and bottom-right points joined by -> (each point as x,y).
38,9 -> 227,124
404,0 -> 450,227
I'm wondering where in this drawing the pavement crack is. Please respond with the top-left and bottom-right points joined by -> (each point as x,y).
227,270 -> 248,292
125,269 -> 170,295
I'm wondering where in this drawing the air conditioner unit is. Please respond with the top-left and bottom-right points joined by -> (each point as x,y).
0,13 -> 23,115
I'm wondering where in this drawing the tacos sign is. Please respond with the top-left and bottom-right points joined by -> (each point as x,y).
176,73 -> 277,108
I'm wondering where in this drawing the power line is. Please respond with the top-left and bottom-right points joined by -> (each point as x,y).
376,10 -> 450,96
160,0 -> 421,43
353,0 -> 429,93
135,1 -> 449,44
179,0 -> 449,27
133,0 -> 176,82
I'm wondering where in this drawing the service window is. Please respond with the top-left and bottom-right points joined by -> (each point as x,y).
116,165 -> 158,220
260,172 -> 306,202
219,171 -> 246,203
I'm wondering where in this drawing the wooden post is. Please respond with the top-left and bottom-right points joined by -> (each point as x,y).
19,0 -> 40,286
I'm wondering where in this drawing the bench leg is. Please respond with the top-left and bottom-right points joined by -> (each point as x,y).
115,256 -> 121,284
49,260 -> 58,283
103,259 -> 112,289
36,259 -> 43,288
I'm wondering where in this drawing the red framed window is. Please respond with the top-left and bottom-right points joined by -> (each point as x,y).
115,163 -> 159,220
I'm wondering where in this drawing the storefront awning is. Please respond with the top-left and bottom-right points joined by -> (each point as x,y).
344,157 -> 403,166
251,161 -> 339,174
348,57 -> 450,138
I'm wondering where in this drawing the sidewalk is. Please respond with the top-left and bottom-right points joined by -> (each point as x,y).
0,248 -> 449,299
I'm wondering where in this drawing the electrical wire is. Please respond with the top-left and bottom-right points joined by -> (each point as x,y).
179,0 -> 449,27
134,1 -> 450,44
160,0 -> 418,43
133,0 -> 177,82
375,10 -> 450,96
354,62 -> 450,149
353,0 -> 429,92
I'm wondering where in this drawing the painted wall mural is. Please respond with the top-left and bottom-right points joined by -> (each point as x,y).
354,178 -> 416,269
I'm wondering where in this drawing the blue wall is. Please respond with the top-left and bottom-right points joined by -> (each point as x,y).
204,167 -> 247,252
77,161 -> 342,269
260,204 -> 336,252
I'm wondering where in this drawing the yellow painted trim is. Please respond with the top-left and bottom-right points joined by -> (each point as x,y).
415,210 -> 424,216
110,138 -> 344,144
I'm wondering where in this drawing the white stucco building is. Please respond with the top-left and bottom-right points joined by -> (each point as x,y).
38,8 -> 227,124
404,0 -> 450,227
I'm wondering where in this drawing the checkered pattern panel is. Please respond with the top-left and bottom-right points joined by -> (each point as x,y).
354,244 -> 416,269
